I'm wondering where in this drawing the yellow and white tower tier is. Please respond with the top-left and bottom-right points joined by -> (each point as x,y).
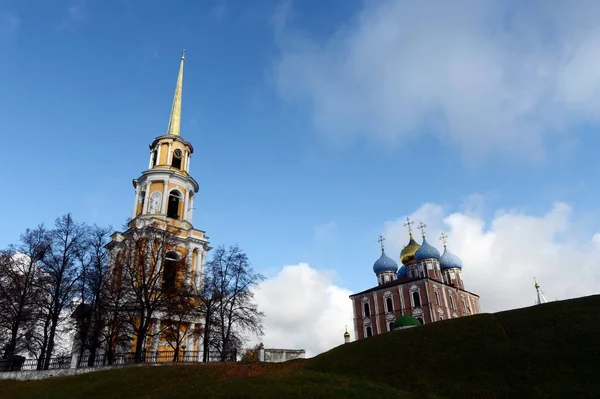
125,50 -> 211,290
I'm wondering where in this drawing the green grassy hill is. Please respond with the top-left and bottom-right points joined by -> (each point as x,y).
2,295 -> 599,399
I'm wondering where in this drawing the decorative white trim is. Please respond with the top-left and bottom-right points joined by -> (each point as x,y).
352,297 -> 359,340
424,282 -> 434,322
397,286 -> 405,316
161,178 -> 170,214
372,292 -> 380,334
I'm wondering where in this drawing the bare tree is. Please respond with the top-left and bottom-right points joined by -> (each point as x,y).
200,274 -> 220,363
72,225 -> 112,367
205,245 -> 265,362
114,221 -> 185,363
0,226 -> 49,361
162,282 -> 201,361
100,256 -> 131,366
37,214 -> 88,370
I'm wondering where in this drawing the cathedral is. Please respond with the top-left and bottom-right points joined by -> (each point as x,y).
104,51 -> 210,358
349,219 -> 481,340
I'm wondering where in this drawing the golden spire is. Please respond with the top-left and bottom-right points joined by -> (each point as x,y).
166,49 -> 186,136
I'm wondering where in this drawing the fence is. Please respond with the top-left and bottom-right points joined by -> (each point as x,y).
0,350 -> 237,373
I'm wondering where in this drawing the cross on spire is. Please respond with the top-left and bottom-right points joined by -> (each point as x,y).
439,232 -> 448,247
377,235 -> 386,251
403,217 -> 415,237
417,221 -> 427,237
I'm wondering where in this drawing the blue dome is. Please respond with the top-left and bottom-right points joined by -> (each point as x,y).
373,250 -> 399,274
440,247 -> 463,270
397,265 -> 407,279
414,237 -> 441,261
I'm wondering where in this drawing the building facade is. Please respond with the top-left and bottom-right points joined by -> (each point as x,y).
105,51 -> 211,357
349,219 -> 480,340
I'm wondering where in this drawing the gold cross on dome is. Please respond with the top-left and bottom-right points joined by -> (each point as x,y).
417,222 -> 427,237
377,235 -> 386,251
439,232 -> 448,247
403,217 -> 415,234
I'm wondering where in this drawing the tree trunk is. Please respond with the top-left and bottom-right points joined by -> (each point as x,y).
43,313 -> 59,370
202,306 -> 211,363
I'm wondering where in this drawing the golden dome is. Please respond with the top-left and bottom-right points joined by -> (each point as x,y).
400,233 -> 421,264
343,331 -> 350,338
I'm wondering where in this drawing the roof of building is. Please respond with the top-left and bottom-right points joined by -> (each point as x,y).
394,315 -> 421,329
349,276 -> 480,299
440,247 -> 463,270
414,237 -> 441,261
400,234 -> 421,264
373,250 -> 399,274
397,265 -> 407,278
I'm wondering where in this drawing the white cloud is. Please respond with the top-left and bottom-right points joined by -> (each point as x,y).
382,201 -> 600,313
273,0 -> 600,161
253,263 -> 353,357
313,221 -> 337,244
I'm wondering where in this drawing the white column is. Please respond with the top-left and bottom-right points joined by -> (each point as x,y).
185,247 -> 192,286
372,292 -> 380,334
151,319 -> 160,362
398,286 -> 405,315
156,144 -> 162,166
195,324 -> 203,362
148,151 -> 153,169
185,324 -> 194,361
131,186 -> 140,219
194,251 -> 200,290
142,181 -> 151,214
186,153 -> 191,173
200,249 -> 206,281
161,179 -> 170,214
183,190 -> 190,221
167,142 -> 172,166
188,196 -> 194,223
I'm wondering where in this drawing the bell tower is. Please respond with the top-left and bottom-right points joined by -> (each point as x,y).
98,51 -> 211,360
128,49 -> 210,284
132,51 -> 198,225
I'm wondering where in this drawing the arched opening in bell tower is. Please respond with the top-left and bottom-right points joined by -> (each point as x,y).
152,150 -> 158,167
172,149 -> 182,170
162,251 -> 180,291
167,190 -> 182,219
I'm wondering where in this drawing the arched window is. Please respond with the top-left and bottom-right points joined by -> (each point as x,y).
162,251 -> 179,290
167,190 -> 182,219
434,291 -> 441,306
416,317 -> 424,325
386,297 -> 393,313
366,326 -> 373,337
388,322 -> 395,331
172,149 -> 182,170
412,291 -> 421,307
152,150 -> 158,167
363,302 -> 370,318
449,294 -> 456,310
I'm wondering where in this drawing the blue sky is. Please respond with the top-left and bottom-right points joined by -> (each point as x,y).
2,0 -> 600,352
